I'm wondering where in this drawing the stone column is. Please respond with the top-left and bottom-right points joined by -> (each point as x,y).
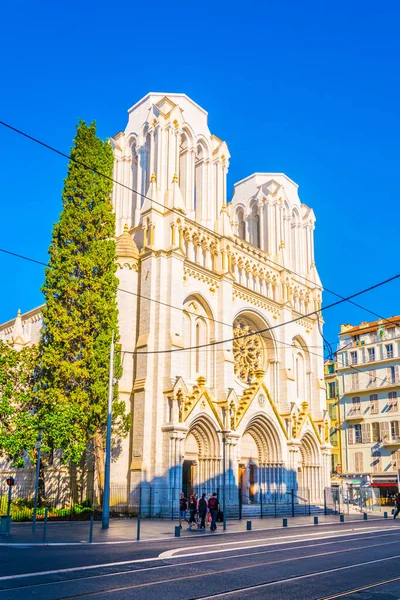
258,202 -> 265,250
287,441 -> 301,492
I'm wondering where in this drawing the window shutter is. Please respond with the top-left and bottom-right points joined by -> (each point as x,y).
355,452 -> 363,472
396,366 -> 400,382
348,427 -> 354,444
361,423 -> 366,443
365,423 -> 371,443
380,422 -> 389,440
387,367 -> 392,383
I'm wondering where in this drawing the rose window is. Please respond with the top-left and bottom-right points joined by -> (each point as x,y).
233,318 -> 264,384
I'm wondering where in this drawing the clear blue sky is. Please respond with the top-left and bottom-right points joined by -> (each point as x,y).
1,0 -> 399,351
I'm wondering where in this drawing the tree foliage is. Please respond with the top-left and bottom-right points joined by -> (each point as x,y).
0,342 -> 39,468
38,121 -> 129,479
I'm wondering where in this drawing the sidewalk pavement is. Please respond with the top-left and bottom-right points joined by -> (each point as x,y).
0,512 -> 390,546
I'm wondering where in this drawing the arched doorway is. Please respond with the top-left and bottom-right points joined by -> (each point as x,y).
182,416 -> 220,496
300,432 -> 322,503
240,414 -> 283,503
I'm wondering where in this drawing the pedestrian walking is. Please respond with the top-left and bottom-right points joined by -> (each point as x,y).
208,492 -> 219,531
179,492 -> 188,528
187,494 -> 197,530
198,493 -> 208,529
393,492 -> 400,519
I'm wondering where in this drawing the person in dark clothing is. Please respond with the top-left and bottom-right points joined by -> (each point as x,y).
393,493 -> 400,519
208,492 -> 219,531
187,494 -> 197,530
179,492 -> 188,528
198,493 -> 208,529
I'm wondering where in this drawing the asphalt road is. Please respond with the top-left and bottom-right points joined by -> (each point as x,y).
1,521 -> 400,599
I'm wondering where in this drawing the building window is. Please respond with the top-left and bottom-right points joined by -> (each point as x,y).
331,453 -> 339,473
390,421 -> 400,441
351,396 -> 361,415
372,422 -> 380,442
388,391 -> 398,412
328,364 -> 335,374
328,402 -> 338,421
371,450 -> 382,473
386,344 -> 394,359
391,450 -> 400,471
379,421 -> 390,442
350,351 -> 358,365
369,394 -> 378,414
330,426 -> 338,446
354,424 -> 362,443
368,347 -> 375,362
368,370 -> 376,385
354,452 -> 363,472
327,381 -> 338,399
351,373 -> 359,391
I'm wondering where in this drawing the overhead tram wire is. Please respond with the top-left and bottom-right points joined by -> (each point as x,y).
3,242 -> 394,355
0,246 -> 397,385
0,246 -> 338,359
1,118 -> 399,332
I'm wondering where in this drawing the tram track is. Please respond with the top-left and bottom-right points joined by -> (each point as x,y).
3,537 -> 400,599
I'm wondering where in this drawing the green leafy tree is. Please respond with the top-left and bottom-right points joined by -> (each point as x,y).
0,342 -> 39,468
38,121 -> 129,491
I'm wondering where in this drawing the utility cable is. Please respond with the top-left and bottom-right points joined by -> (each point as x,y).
0,119 -> 398,333
0,246 -> 395,385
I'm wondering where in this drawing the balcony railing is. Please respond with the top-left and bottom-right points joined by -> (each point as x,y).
382,436 -> 400,447
346,408 -> 362,420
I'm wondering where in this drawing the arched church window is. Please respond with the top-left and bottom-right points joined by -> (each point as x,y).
250,202 -> 260,248
237,208 -> 245,240
233,317 -> 265,384
195,318 -> 207,377
182,297 -> 214,386
183,312 -> 191,380
194,143 -> 206,221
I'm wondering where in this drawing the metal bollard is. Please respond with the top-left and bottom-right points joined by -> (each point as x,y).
89,514 -> 94,543
340,514 -> 345,523
174,525 -> 181,537
43,508 -> 48,543
137,515 -> 141,541
283,518 -> 288,527
314,516 -> 318,525
363,512 -> 368,520
246,520 -> 252,531
384,511 -> 388,519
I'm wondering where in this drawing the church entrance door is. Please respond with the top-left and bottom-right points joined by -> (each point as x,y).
182,460 -> 196,497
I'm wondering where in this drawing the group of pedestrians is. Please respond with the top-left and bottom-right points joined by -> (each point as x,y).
179,491 -> 220,531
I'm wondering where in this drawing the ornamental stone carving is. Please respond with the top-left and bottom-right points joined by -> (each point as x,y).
233,317 -> 265,384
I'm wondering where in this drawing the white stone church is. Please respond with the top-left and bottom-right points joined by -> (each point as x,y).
0,93 -> 331,506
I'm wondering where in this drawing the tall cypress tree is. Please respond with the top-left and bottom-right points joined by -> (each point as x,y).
38,121 -> 129,490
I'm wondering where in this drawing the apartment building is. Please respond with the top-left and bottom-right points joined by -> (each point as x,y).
324,360 -> 342,483
336,317 -> 400,500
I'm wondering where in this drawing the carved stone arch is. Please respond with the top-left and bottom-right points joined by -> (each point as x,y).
241,413 -> 283,464
300,431 -> 321,466
186,413 -> 220,459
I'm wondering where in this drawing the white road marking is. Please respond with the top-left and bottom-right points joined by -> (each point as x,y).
199,553 -> 400,599
158,525 -> 396,558
0,533 -> 398,593
0,526 -> 397,584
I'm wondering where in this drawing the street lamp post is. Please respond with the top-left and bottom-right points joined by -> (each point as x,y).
102,332 -> 115,530
222,433 -> 227,531
217,429 -> 228,532
32,426 -> 43,533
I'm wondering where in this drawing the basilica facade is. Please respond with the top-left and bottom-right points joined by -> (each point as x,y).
0,93 -> 330,506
